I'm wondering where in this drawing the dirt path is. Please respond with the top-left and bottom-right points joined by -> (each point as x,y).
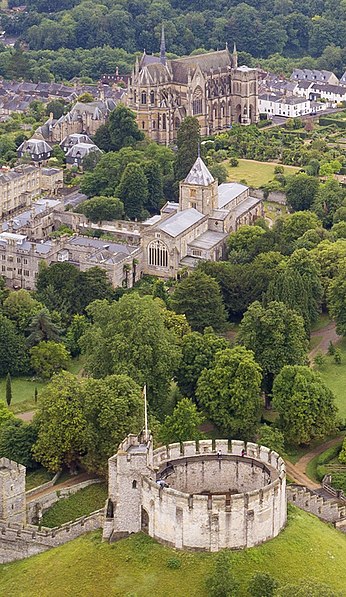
26,472 -> 98,502
309,320 -> 341,361
286,435 -> 344,489
16,410 -> 35,422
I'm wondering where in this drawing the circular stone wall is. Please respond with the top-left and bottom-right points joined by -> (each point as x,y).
141,440 -> 286,552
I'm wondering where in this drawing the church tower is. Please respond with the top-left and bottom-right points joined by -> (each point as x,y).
179,155 -> 219,216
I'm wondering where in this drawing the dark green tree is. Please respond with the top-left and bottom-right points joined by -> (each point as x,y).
46,99 -> 66,119
174,116 -> 200,183
172,271 -> 227,333
206,545 -> 239,596
78,196 -> 124,223
26,310 -> 61,347
158,398 -> 204,445
118,162 -> 148,220
5,373 -> 12,407
258,425 -> 285,455
272,366 -> 337,445
0,420 -> 38,469
196,346 -> 262,437
143,160 -> 163,214
239,301 -> 308,401
0,314 -> 29,376
248,572 -> 278,597
285,173 -> 319,212
107,104 -> 144,151
312,179 -> 346,228
176,328 -> 229,398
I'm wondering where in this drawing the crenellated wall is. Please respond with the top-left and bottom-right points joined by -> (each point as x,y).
287,485 -> 346,526
105,437 -> 287,551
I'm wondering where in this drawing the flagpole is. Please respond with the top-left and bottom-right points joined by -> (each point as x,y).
144,384 -> 148,442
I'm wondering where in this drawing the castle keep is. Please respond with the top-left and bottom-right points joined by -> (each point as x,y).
127,28 -> 259,144
103,434 -> 287,551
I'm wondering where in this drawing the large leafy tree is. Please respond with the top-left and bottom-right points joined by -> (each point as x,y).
174,116 -> 200,183
327,265 -> 346,336
171,271 -> 227,333
0,314 -> 29,376
158,398 -> 204,445
78,195 -> 124,223
239,301 -> 308,400
80,294 -> 181,418
285,173 -> 319,212
272,366 -> 337,445
117,162 -> 148,220
273,211 -> 321,254
3,289 -> 43,332
227,224 -> 266,264
0,420 -> 38,469
176,328 -> 229,398
196,346 -> 262,438
30,341 -> 70,380
312,179 -> 346,228
143,160 -> 163,214
26,310 -> 61,347
103,104 -> 144,152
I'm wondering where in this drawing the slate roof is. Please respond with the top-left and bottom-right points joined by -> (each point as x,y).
156,208 -> 205,237
65,142 -> 101,159
218,183 -> 248,209
188,230 -> 227,249
17,138 -> 52,155
184,157 -> 214,186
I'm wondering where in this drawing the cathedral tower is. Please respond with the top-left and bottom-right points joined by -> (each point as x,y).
179,156 -> 219,216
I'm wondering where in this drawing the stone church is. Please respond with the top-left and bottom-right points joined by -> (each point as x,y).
127,27 -> 259,144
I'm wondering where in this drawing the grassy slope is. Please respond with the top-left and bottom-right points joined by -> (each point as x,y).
41,484 -> 107,528
1,507 -> 346,596
319,338 -> 346,420
225,159 -> 300,188
26,469 -> 53,491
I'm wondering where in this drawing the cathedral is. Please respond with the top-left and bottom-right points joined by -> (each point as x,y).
126,27 -> 259,144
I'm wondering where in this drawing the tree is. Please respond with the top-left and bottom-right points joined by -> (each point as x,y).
80,294 -> 181,418
276,580 -> 339,597
272,366 -> 337,445
285,173 -> 319,212
172,271 -> 227,333
77,92 -> 94,103
247,572 -> 278,597
26,310 -> 61,347
176,328 -> 229,398
82,374 -> 143,475
0,402 -> 15,430
46,99 -> 66,119
65,314 -> 90,357
158,398 -> 204,445
5,373 -> 12,407
30,341 -> 70,380
0,314 -> 29,376
227,225 -> 266,263
196,346 -> 262,437
174,116 -> 200,183
33,371 -> 87,472
3,289 -> 43,332
274,211 -> 321,254
0,420 -> 38,469
118,162 -> 148,220
312,179 -> 346,228
206,549 -> 240,597
78,195 -> 124,222
143,160 -> 163,214
107,104 -> 144,152
239,301 -> 308,400
258,425 -> 285,455
327,266 -> 346,336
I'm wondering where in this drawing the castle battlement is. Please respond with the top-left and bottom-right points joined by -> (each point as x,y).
104,436 -> 287,551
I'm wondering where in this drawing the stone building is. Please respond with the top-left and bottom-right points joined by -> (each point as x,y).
17,138 -> 53,164
103,434 -> 287,551
127,27 -> 259,144
0,165 -> 63,220
0,458 -> 26,526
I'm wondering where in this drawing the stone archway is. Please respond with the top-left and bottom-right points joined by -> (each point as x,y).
235,104 -> 242,123
141,506 -> 149,533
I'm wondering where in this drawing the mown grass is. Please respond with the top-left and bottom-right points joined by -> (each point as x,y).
318,337 -> 346,420
1,506 -> 346,596
225,159 -> 300,188
41,483 -> 107,528
26,468 -> 54,491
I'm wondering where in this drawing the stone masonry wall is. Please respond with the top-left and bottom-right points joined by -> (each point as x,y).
287,485 -> 346,525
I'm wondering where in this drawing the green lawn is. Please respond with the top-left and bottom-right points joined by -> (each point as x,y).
311,312 -> 332,333
41,483 -> 107,528
1,506 -> 346,596
319,338 -> 346,420
225,159 -> 300,188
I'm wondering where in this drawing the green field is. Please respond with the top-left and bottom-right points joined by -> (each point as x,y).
41,483 -> 107,528
319,338 -> 346,420
225,159 -> 300,188
0,506 -> 346,596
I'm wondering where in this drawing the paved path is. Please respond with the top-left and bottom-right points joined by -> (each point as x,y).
286,435 -> 345,490
309,320 -> 341,361
26,472 -> 98,502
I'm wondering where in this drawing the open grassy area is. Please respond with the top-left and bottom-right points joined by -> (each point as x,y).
41,483 -> 107,528
319,338 -> 346,420
225,159 -> 300,188
1,506 -> 346,596
311,312 -> 332,333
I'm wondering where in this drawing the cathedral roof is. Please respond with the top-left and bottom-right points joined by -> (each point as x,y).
170,49 -> 231,83
184,157 -> 214,186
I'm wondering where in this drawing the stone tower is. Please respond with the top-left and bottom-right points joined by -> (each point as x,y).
0,458 -> 26,525
179,156 -> 219,215
103,433 -> 153,541
231,65 -> 259,124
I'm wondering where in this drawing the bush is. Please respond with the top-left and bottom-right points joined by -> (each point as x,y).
334,349 -> 342,364
229,157 -> 239,167
316,464 -> 328,481
317,445 -> 341,465
248,572 -> 278,596
166,557 -> 182,569
327,341 -> 336,355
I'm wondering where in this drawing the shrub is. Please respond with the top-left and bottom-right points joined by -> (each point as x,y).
317,445 -> 341,465
248,572 -> 278,596
166,557 -> 182,569
334,349 -> 342,364
229,157 -> 239,167
327,341 -> 335,355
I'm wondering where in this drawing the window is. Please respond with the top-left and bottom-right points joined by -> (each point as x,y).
148,239 -> 168,268
17,268 -> 22,274
141,91 -> 147,105
24,270 -> 30,277
24,259 -> 28,264
162,114 -> 166,130
150,91 -> 155,104
132,480 -> 137,489
191,202 -> 197,209
142,121 -> 145,129
192,249 -> 202,257
192,87 -> 203,115
17,257 -> 20,263
1,265 -> 5,272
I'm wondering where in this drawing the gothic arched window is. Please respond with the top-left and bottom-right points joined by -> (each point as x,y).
141,91 -> 147,105
148,239 -> 169,268
192,87 -> 203,115
150,90 -> 155,104
162,113 -> 166,130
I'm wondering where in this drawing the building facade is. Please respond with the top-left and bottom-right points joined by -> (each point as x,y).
127,29 -> 258,144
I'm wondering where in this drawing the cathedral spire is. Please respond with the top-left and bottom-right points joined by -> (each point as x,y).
232,42 -> 238,69
160,24 -> 166,65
